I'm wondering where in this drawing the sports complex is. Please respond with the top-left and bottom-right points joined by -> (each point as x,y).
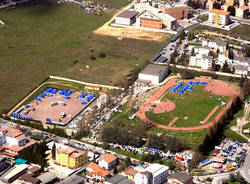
136,77 -> 240,131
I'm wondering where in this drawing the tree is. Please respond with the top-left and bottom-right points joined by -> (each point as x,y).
170,55 -> 176,64
191,48 -> 195,56
213,2 -> 221,9
125,156 -> 132,167
182,70 -> 194,79
188,33 -> 195,40
221,62 -> 231,73
113,166 -> 118,174
179,30 -> 185,41
228,48 -> 234,59
98,52 -> 106,58
51,142 -> 56,160
244,46 -> 250,57
228,6 -> 236,16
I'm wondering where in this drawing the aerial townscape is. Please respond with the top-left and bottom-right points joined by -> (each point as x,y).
0,0 -> 250,183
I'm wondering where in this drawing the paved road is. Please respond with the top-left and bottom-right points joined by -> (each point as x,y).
240,147 -> 250,182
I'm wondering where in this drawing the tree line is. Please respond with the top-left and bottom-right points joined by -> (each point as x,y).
147,134 -> 185,154
101,126 -> 144,147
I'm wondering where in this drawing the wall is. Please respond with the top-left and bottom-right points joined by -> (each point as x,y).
140,18 -> 163,29
115,17 -> 131,25
163,6 -> 188,20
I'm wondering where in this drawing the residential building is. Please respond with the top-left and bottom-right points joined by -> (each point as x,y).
104,174 -> 134,184
234,56 -> 250,68
98,153 -> 117,170
189,54 -> 214,70
193,46 -> 210,55
233,65 -> 249,75
55,144 -> 87,169
167,172 -> 193,184
138,64 -> 169,84
144,163 -> 169,184
217,53 -> 232,66
0,126 -> 36,158
86,162 -> 110,181
221,4 -> 229,11
202,39 -> 227,52
115,10 -> 139,25
134,172 -> 153,184
122,167 -> 138,180
208,9 -> 230,25
226,0 -> 234,6
206,0 -> 216,9
235,6 -> 249,18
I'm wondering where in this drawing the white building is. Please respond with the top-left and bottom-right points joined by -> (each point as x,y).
233,65 -> 249,75
134,171 -> 153,184
98,153 -> 117,170
217,53 -> 233,66
115,10 -> 139,25
202,39 -> 227,53
189,54 -> 214,70
193,46 -> 210,55
138,64 -> 169,84
208,9 -> 230,25
144,163 -> 169,184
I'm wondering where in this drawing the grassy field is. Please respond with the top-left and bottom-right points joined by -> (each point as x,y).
0,0 -> 172,112
146,85 -> 230,127
223,129 -> 248,142
190,24 -> 250,40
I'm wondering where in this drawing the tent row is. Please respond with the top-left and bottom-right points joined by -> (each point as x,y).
81,94 -> 96,105
11,113 -> 33,120
59,90 -> 72,97
170,83 -> 182,93
188,81 -> 207,85
177,84 -> 194,94
46,88 -> 59,94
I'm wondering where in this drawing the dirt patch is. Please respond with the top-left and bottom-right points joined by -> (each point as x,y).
154,100 -> 176,114
93,3 -> 172,41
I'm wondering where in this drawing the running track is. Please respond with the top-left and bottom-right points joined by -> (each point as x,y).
136,78 -> 239,131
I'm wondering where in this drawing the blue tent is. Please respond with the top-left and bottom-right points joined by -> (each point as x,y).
195,81 -> 200,85
201,81 -> 207,85
188,81 -> 193,84
64,96 -> 70,100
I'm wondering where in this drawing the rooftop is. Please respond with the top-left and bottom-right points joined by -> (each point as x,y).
105,174 -> 131,184
139,10 -> 161,20
139,64 -> 168,76
209,9 -> 230,15
234,64 -> 248,71
2,164 -> 29,181
20,174 -> 40,184
57,175 -> 85,184
37,172 -> 57,184
101,153 -> 117,164
122,167 -> 138,176
144,163 -> 169,177
240,5 -> 249,10
56,144 -> 85,158
87,163 -> 110,177
168,172 -> 193,183
116,10 -> 139,18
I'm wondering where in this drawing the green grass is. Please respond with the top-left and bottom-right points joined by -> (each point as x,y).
223,129 -> 248,142
146,85 -> 230,127
188,42 -> 202,46
190,24 -> 250,40
229,107 -> 244,127
149,127 -> 207,148
109,147 -> 141,160
0,0 -> 172,112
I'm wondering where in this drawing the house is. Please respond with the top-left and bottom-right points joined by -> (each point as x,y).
138,64 -> 169,84
86,162 -> 110,181
134,172 -> 153,184
167,172 -> 193,184
121,167 -> 138,180
235,6 -> 249,18
36,172 -> 57,184
208,9 -> 230,25
189,54 -> 214,70
104,174 -> 134,184
55,144 -> 88,169
98,153 -> 117,170
144,163 -> 169,184
115,10 -> 139,25
0,126 -> 36,158
202,39 -> 227,53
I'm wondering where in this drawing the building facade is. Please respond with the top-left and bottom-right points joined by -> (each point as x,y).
189,54 -> 214,70
55,144 -> 87,169
98,153 -> 117,170
235,6 -> 249,18
208,9 -> 230,25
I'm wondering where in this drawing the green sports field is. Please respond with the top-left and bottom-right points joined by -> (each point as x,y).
0,0 -> 172,113
146,85 -> 230,127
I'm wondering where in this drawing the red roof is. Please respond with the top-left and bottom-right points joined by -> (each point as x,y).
3,151 -> 17,157
101,154 -> 117,164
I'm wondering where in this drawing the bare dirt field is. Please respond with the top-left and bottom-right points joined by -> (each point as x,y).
93,3 -> 172,41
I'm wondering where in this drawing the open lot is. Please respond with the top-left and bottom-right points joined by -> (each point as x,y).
0,0 -> 170,113
189,24 -> 250,40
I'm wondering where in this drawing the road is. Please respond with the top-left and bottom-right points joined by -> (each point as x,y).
240,147 -> 250,182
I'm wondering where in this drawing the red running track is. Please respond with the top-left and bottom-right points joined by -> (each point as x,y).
136,78 -> 239,131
